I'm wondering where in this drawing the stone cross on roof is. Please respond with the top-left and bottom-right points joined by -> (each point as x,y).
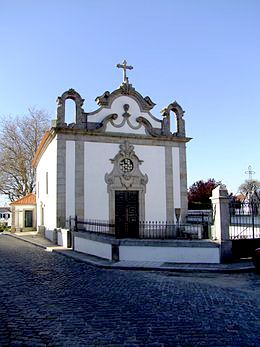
245,165 -> 255,180
116,60 -> 133,84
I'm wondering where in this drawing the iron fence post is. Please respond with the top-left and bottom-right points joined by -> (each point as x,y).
251,203 -> 255,239
74,215 -> 78,232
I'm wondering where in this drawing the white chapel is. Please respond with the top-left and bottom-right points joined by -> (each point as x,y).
33,61 -> 191,238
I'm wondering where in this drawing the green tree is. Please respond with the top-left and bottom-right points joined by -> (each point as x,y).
188,178 -> 221,209
0,109 -> 50,201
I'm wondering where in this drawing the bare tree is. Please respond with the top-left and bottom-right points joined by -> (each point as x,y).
238,179 -> 260,200
0,109 -> 50,201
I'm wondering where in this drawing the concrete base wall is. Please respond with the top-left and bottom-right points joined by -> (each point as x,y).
74,236 -> 112,260
72,232 -> 220,263
45,228 -> 70,247
57,229 -> 69,248
45,229 -> 57,243
119,245 -> 220,263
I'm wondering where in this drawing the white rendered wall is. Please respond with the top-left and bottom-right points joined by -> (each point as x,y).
84,142 -> 167,221
66,141 -> 75,218
74,236 -> 112,260
84,142 -> 118,220
172,147 -> 181,208
135,145 -> 166,221
74,140 -> 178,223
119,245 -> 220,263
36,137 -> 57,230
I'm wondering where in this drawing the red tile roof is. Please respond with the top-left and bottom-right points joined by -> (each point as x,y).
10,193 -> 36,206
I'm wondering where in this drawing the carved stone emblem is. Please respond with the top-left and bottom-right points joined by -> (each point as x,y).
105,141 -> 148,190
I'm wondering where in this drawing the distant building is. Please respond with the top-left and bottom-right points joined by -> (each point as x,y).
0,207 -> 11,227
10,193 -> 36,232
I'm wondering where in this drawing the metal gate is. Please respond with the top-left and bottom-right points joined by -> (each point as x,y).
229,201 -> 260,258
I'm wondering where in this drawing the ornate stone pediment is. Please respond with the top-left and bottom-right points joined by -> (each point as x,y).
52,81 -> 188,140
95,83 -> 156,112
90,103 -> 163,136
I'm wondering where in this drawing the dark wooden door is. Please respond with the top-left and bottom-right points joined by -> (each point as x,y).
115,191 -> 139,238
24,210 -> 33,228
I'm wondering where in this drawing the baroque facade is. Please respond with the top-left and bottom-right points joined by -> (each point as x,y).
33,63 -> 191,237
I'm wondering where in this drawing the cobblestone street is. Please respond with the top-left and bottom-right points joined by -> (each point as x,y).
0,234 -> 259,347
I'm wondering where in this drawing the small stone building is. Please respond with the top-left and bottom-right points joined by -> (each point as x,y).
33,62 -> 191,237
10,193 -> 36,232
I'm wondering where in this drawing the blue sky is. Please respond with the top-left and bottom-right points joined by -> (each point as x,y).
0,0 -> 259,204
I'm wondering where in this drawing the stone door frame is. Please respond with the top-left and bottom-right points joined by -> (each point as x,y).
105,141 -> 148,225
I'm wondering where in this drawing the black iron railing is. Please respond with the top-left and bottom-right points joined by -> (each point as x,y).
138,221 -> 207,240
69,217 -> 115,235
69,216 -> 210,240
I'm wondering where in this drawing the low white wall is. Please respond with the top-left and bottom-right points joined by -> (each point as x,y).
57,229 -> 69,248
45,229 -> 56,242
119,245 -> 220,263
74,236 -> 112,260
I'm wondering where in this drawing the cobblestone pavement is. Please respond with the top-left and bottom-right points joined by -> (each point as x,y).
0,235 -> 259,347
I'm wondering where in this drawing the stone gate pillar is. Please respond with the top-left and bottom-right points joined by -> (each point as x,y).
210,185 -> 232,262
